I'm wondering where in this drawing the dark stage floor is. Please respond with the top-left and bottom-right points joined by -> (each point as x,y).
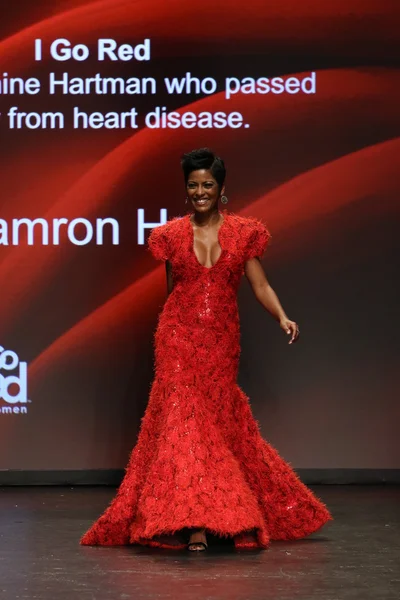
1,485 -> 399,600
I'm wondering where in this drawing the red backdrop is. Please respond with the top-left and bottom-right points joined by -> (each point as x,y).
0,0 -> 399,470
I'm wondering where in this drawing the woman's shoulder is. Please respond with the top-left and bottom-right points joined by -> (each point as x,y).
149,214 -> 187,240
226,212 -> 271,259
226,211 -> 269,234
160,214 -> 187,233
147,214 -> 187,261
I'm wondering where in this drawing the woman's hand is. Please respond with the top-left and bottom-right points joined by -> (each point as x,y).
280,318 -> 300,345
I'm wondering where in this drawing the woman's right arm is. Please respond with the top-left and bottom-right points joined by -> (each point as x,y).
166,260 -> 174,295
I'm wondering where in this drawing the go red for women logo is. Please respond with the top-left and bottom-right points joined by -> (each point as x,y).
0,346 -> 29,415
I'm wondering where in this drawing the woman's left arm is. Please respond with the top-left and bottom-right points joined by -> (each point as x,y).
244,257 -> 300,345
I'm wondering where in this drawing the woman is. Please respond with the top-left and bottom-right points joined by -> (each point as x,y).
81,148 -> 332,552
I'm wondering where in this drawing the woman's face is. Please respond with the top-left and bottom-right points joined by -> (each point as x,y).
186,169 -> 225,214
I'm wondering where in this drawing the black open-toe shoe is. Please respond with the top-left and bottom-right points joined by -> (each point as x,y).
188,541 -> 207,551
187,529 -> 208,552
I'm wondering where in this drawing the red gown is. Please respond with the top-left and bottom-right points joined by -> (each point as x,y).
80,209 -> 332,550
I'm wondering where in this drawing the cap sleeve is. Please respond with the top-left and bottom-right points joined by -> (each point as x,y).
147,224 -> 170,261
244,218 -> 271,261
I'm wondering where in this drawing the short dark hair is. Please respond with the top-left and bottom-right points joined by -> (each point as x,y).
181,148 -> 226,189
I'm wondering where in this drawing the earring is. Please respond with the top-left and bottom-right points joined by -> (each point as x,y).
185,197 -> 188,204
221,195 -> 228,204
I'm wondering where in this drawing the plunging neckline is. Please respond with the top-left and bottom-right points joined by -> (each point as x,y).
188,212 -> 227,270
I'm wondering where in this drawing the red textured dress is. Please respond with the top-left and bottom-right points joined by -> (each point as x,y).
80,209 -> 332,550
